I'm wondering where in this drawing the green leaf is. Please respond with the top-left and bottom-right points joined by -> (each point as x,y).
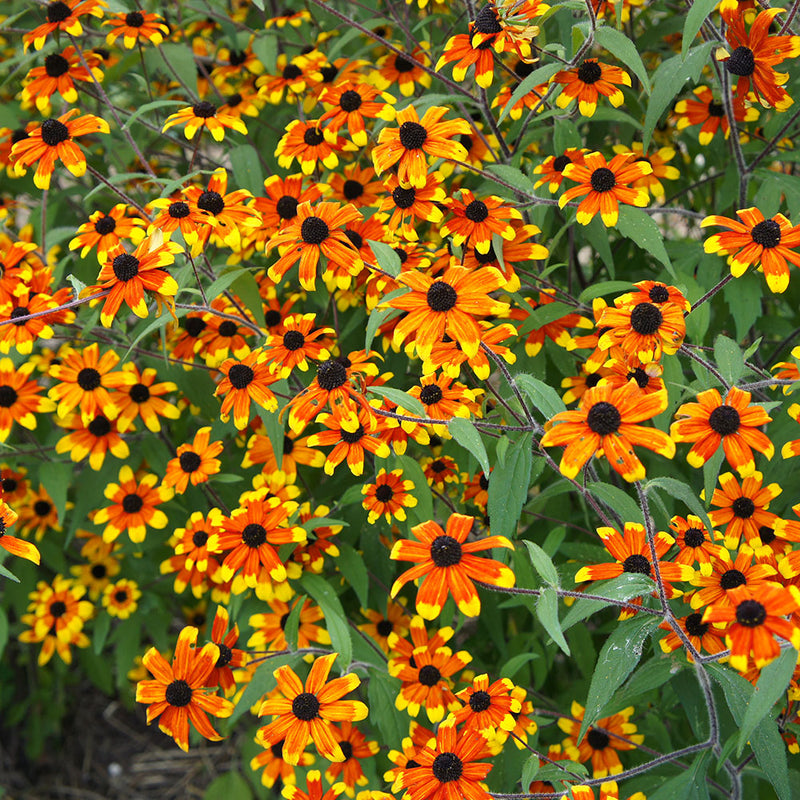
723,270 -> 763,342
521,753 -> 540,790
230,144 -> 265,196
561,574 -> 654,630
714,334 -> 745,386
648,752 -> 711,800
581,215 -> 615,275
737,648 -> 797,755
204,771 -> 254,800
153,44 -> 198,95
0,607 -> 9,659
448,418 -> 490,476
393,454 -> 434,523
367,385 -> 427,418
702,447 -> 726,514
484,164 -> 535,197
488,433 -> 533,540
337,542 -> 370,608
122,99 -> 185,130
300,573 -> 352,669
642,42 -> 715,149
521,301 -> 575,334
93,611 -> 112,655
523,540 -> 560,588
252,31 -> 277,71
682,0 -> 720,58
578,281 -> 635,303
367,667 -> 407,748
40,461 -> 71,526
594,26 -> 649,92
230,653 -> 301,724
230,272 -> 266,328
587,482 -> 644,525
368,240 -> 402,277
500,651 -> 539,679
536,587 -> 570,655
516,374 -> 567,419
645,477 -> 715,537
617,207 -> 673,275
750,717 -> 791,800
553,118 -> 582,154
497,63 -> 561,123
283,594 -> 306,652
579,614 -> 661,740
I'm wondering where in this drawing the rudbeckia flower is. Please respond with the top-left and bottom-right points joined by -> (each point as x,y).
359,600 -> 412,653
372,105 -> 470,189
9,110 -> 110,190
54,411 -> 129,470
452,674 -> 522,736
318,81 -> 395,146
658,606 -> 727,662
23,0 -> 107,51
541,381 -> 674,482
205,606 -> 249,696
374,47 -> 432,97
215,351 -> 279,430
69,204 -> 147,263
361,469 -> 418,523
390,512 -> 515,619
323,722 -> 379,796
552,59 -> 631,117
702,207 -> 800,293
104,9 -> 169,48
689,548 -> 778,611
707,471 -> 782,549
102,578 -> 141,619
162,101 -> 248,141
0,357 -> 56,441
163,427 -> 224,494
248,597 -> 330,653
703,584 -> 800,671
275,119 -> 354,175
559,151 -> 651,227
256,653 -> 368,764
307,406 -> 391,476
671,386 -> 774,476
104,362 -> 180,432
0,500 -> 40,565
136,626 -> 234,751
376,170 -> 446,241
21,46 -> 103,111
441,191 -> 522,254
160,511 -> 224,598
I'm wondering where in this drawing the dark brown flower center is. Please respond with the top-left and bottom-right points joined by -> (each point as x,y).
87,415 -> 111,437
399,121 -> 427,150
587,728 -> 610,750
726,46 -> 755,76
623,553 -> 651,575
276,195 -> 299,219
45,53 -> 70,77
735,599 -> 766,627
165,679 -> 192,707
473,5 -> 503,34
34,500 -> 52,517
192,101 -> 216,118
708,101 -> 725,116
283,330 -> 305,351
418,664 -> 441,686
41,118 -> 70,146
47,2 -> 72,22
469,690 -> 492,712
0,386 -> 17,407
292,692 -> 320,720
684,527 -> 706,548
218,320 -> 237,338
122,493 -> 144,513
112,253 -> 140,282
339,89 -> 363,112
708,405 -> 740,435
648,284 -> 670,303
586,401 -> 621,435
685,611 -> 709,637
464,200 -> 489,222
242,523 -> 267,547
228,363 -> 254,389
215,642 -> 233,668
340,424 -> 365,444
344,229 -> 363,250
129,383 -> 150,403
185,317 -> 206,337
50,600 -> 67,617
303,127 -> 325,146
432,752 -> 463,783
720,568 -> 746,589
77,367 -> 102,391
283,435 -> 294,454
376,619 -> 394,636
731,497 -> 756,518
198,190 -> 224,216
90,563 -> 107,578
179,451 -> 202,473
751,219 -> 781,248
114,589 -> 128,603
169,201 -> 190,219
392,186 -> 416,209
578,60 -> 603,84
758,524 -> 776,545
343,179 -> 364,200
94,215 -> 117,234
590,167 -> 616,192
430,535 -> 462,567
10,308 -> 29,326
301,216 -> 329,245
626,367 -> 649,389
192,530 -> 209,547
419,385 -> 444,406
317,359 -> 347,390
375,484 -> 394,502
394,56 -> 414,73
426,281 -> 457,312
125,11 -> 145,26
552,155 -> 571,172
283,63 -> 302,80
630,302 -> 663,335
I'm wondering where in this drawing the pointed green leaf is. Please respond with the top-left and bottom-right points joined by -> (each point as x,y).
448,418 -> 491,476
594,26 -> 649,92
536,587 -> 570,655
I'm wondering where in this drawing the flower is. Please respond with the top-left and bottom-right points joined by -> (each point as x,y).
372,105 -> 470,189
23,0 -> 107,51
707,471 -> 782,549
671,386 -> 773,476
0,357 -> 56,442
275,119 -> 354,175
390,717 -> 493,800
162,101 -> 248,141
163,427 -> 224,494
659,606 -> 727,662
307,407 -> 391,476
282,770 -> 346,800
376,170 -> 446,240
318,81 -> 394,146
263,313 -> 334,378
668,515 -> 725,574
21,46 -> 103,111
534,149 -> 588,193
390,512 -> 515,619
256,653 -> 368,764
104,10 -> 169,48
719,4 -> 800,110
136,626 -> 234,751
703,585 -> 800,671
251,735 -> 315,788
359,601 -> 412,653
205,606 -> 249,696
674,85 -> 757,145
611,142 -> 679,200
102,578 -> 141,619
19,575 -> 93,665
451,674 -> 521,735
441,191 -> 522,254
558,702 -> 643,778
552,59 -> 631,117
105,362 -> 180,432
248,597 -> 330,652
69,204 -> 146,262
362,469 -> 418,523
701,207 -> 800,293
93,465 -> 173,544
48,344 -> 120,422
689,549 -> 778,611
215,351 -> 279,430
324,722 -> 379,795
54,411 -> 129,470
388,265 -> 508,360
216,488 -> 305,588
10,110 -> 109,190
267,201 -> 363,291
160,511 -> 224,598
541,382 -> 674,482
0,500 -> 40,565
